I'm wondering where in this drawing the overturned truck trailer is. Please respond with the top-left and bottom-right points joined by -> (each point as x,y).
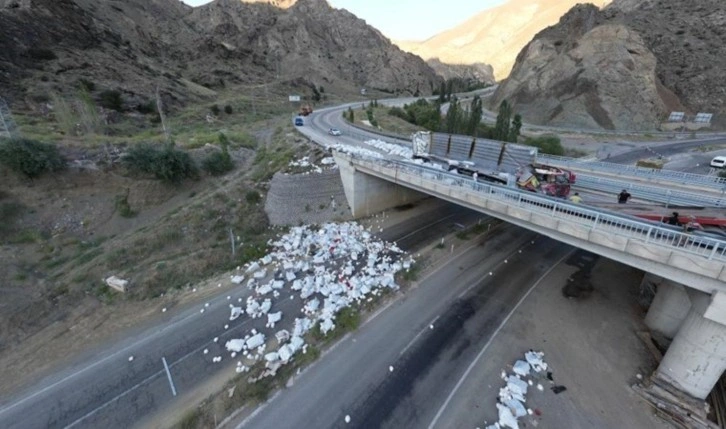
411,131 -> 574,198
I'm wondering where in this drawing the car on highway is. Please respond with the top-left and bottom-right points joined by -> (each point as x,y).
328,128 -> 342,136
710,156 -> 726,168
294,117 -> 304,126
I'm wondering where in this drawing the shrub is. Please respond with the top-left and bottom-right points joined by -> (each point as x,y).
210,104 -> 221,116
719,170 -> 726,178
123,143 -> 198,184
26,48 -> 56,61
523,135 -> 564,156
0,138 -> 65,178
224,105 -> 233,114
245,190 -> 261,204
202,151 -> 234,176
99,90 -> 123,111
136,100 -> 156,115
78,78 -> 96,91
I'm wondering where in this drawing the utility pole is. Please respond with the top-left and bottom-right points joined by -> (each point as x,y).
0,96 -> 19,139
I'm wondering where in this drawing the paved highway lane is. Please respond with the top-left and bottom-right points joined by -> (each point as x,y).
236,227 -> 572,429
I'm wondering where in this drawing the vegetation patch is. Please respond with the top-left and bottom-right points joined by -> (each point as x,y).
523,135 -> 565,156
123,143 -> 199,184
0,138 -> 65,178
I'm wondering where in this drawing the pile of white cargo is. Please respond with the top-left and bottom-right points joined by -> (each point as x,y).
221,222 -> 412,377
486,350 -> 549,429
286,156 -> 337,175
362,139 -> 412,158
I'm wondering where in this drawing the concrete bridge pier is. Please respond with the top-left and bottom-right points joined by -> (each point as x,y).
656,289 -> 726,399
334,153 -> 426,218
643,274 -> 692,339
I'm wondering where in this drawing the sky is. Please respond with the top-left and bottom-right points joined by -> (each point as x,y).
180,0 -> 505,40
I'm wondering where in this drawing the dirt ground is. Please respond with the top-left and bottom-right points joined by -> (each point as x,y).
433,251 -> 674,429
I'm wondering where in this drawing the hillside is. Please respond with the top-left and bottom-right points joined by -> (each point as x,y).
395,0 -> 611,80
492,0 -> 726,130
0,0 -> 439,110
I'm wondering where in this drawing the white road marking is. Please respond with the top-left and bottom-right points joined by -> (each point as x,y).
162,357 -> 177,397
427,250 -> 573,429
400,315 -> 440,357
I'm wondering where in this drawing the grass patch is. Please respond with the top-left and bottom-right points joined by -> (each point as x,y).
399,263 -> 421,282
636,159 -> 664,169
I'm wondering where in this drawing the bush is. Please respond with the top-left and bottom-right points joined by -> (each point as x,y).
78,78 -> 96,91
0,138 -> 65,178
123,143 -> 199,184
202,151 -> 234,176
136,100 -> 156,115
210,104 -> 220,116
224,105 -> 233,114
719,170 -> 726,178
523,135 -> 564,156
99,90 -> 123,111
245,190 -> 261,204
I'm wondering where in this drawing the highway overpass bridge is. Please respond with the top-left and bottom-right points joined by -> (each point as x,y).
333,151 -> 726,403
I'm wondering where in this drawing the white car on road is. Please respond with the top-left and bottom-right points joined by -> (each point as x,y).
328,128 -> 342,136
710,156 -> 726,168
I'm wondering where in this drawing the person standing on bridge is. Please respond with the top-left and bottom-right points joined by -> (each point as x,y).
618,189 -> 631,204
569,192 -> 583,204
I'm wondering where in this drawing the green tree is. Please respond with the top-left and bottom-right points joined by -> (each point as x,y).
508,113 -> 522,142
494,100 -> 512,141
437,81 -> 446,104
466,95 -> 483,136
348,107 -> 354,122
445,96 -> 461,134
99,90 -> 123,111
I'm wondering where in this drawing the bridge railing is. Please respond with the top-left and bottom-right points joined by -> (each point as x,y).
350,155 -> 726,262
538,153 -> 726,190
576,174 -> 726,207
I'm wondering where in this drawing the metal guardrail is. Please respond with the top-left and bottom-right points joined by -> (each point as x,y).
539,154 -> 726,190
348,154 -> 726,262
576,174 -> 726,208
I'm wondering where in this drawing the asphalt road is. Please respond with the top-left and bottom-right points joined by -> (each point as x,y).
0,203 -> 481,429
235,227 -> 570,429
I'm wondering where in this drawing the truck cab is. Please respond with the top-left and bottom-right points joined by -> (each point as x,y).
294,117 -> 304,126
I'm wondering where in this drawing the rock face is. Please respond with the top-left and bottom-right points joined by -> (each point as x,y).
396,0 -> 611,80
493,0 -> 724,130
0,0 -> 439,108
425,59 -> 495,85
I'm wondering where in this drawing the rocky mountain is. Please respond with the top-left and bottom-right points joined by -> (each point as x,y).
395,0 -> 610,81
0,0 -> 439,111
492,0 -> 725,130
425,58 -> 495,85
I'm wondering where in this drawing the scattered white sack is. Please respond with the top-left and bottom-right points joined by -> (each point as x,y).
253,269 -> 267,279
246,333 -> 265,349
496,403 -> 519,429
261,255 -> 273,265
272,280 -> 285,290
162,308 -> 167,313
225,339 -> 245,353
278,345 -> 293,362
128,356 -> 134,362
213,337 -> 219,343
504,398 -> 527,418
231,275 -> 244,284
285,271 -> 296,282
105,276 -> 129,292
256,283 -> 273,296
289,336 -> 305,353
506,376 -> 528,398
246,262 -> 260,273
512,360 -> 530,377
267,311 -> 282,328
264,352 -> 280,362
230,306 -> 243,321
345,415 -> 351,424
260,299 -> 272,314
525,350 -> 547,372
275,330 -> 290,344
